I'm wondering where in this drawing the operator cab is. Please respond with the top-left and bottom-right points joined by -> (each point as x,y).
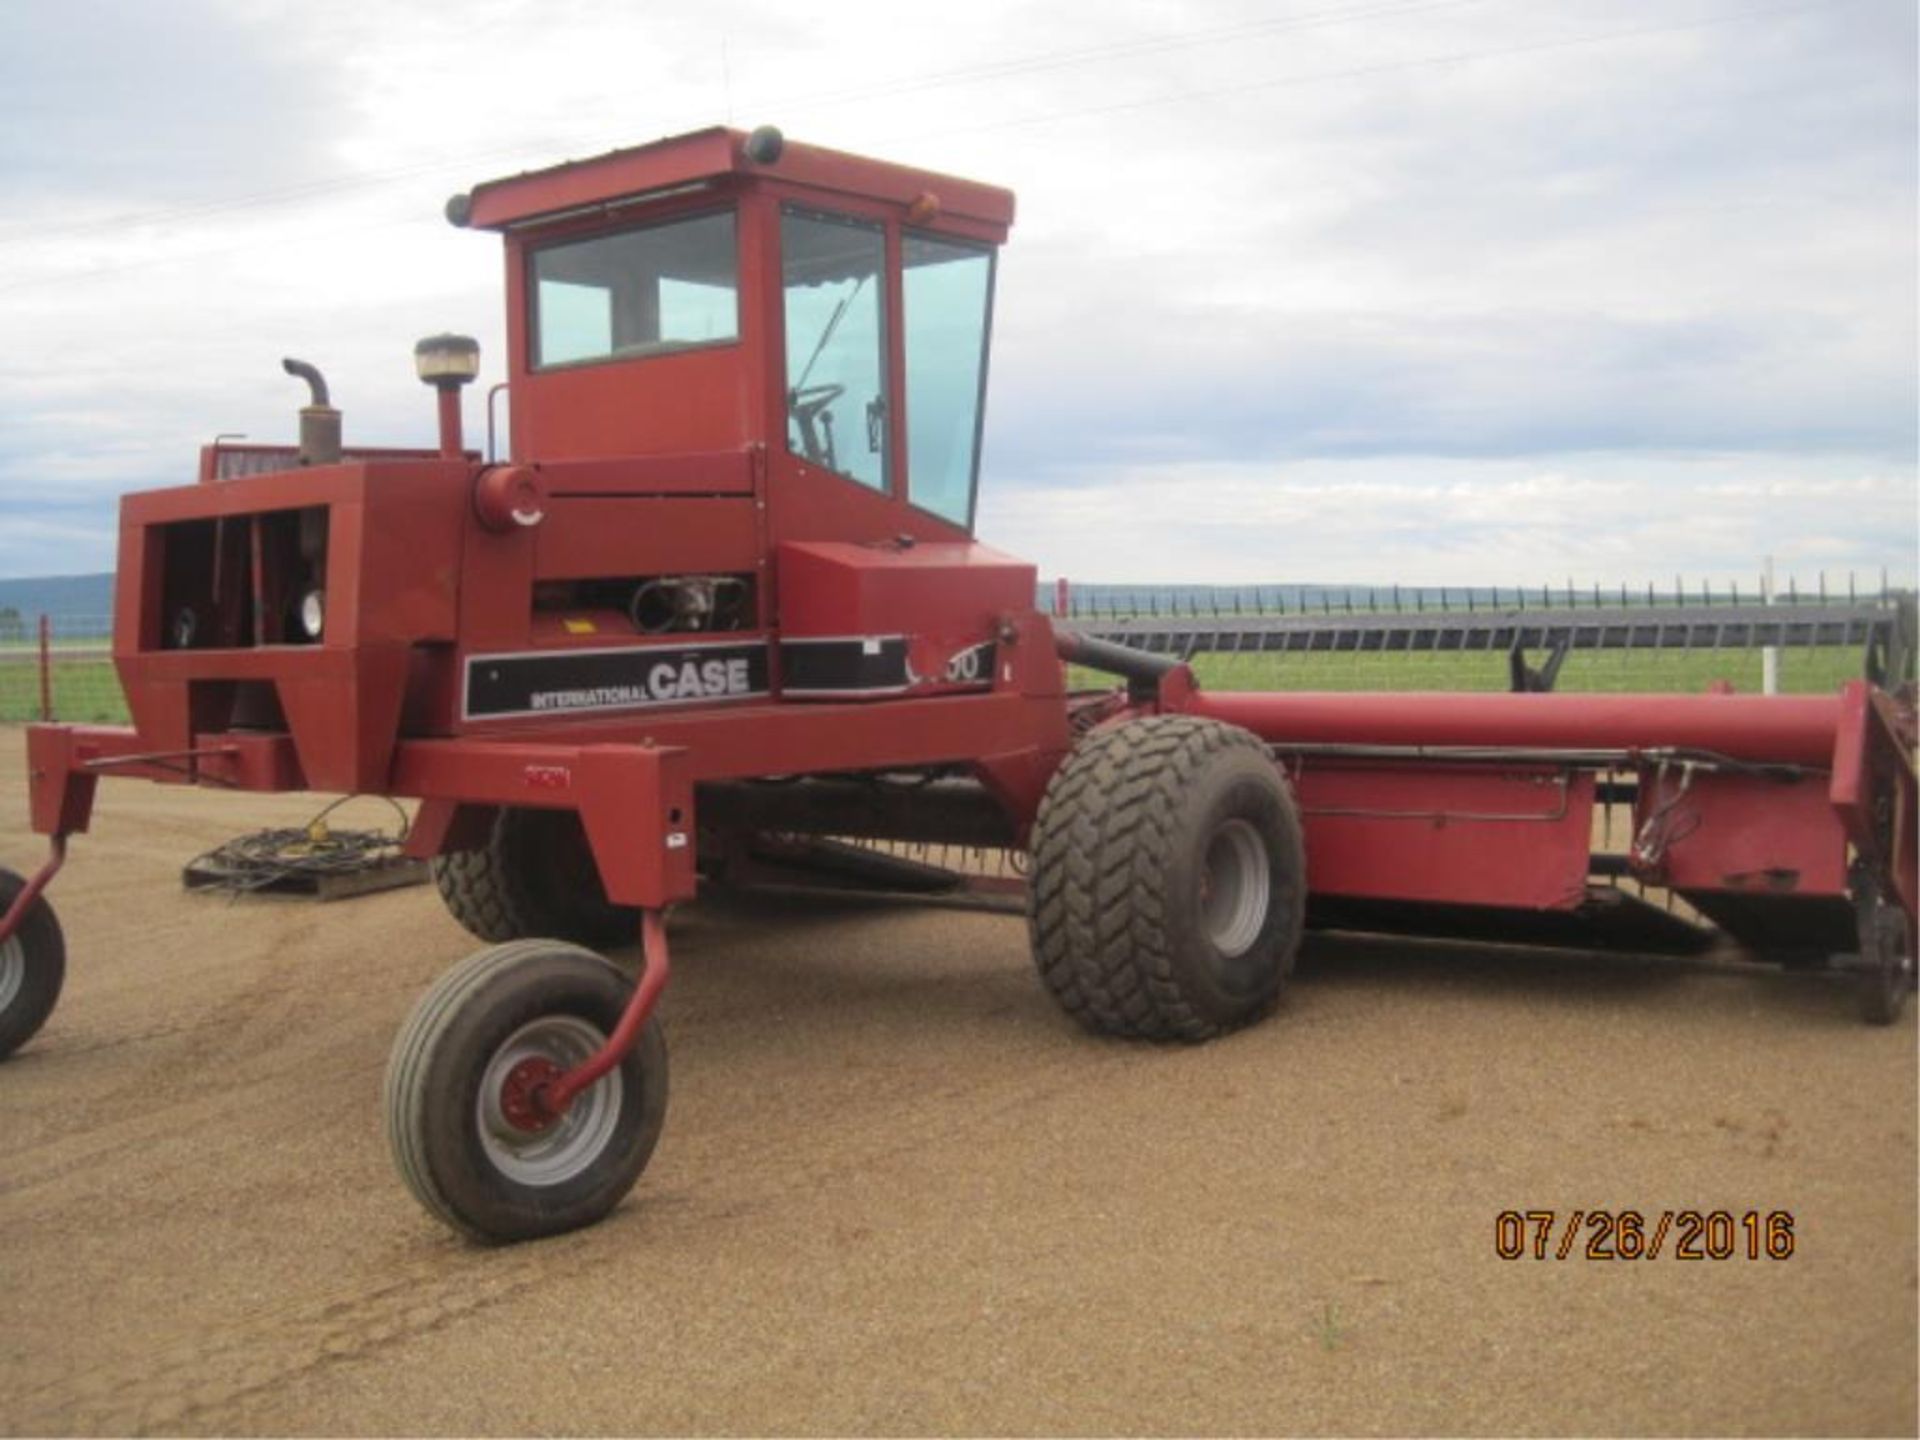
453,125 -> 1014,539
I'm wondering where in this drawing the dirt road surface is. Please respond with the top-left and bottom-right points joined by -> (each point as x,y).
0,728 -> 1913,1436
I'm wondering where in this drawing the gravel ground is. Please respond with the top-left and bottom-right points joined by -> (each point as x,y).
0,727 -> 1913,1436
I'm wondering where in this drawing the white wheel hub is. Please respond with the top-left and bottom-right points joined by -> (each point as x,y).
1201,819 -> 1270,958
476,1015 -> 623,1186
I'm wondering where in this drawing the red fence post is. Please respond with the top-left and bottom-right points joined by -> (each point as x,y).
37,614 -> 52,721
1054,577 -> 1070,617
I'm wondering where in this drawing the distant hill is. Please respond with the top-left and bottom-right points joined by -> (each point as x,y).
0,572 -> 113,621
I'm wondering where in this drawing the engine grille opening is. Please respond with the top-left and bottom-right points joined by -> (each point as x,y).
159,506 -> 329,649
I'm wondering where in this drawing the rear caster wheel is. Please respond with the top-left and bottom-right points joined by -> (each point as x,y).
0,866 -> 65,1060
1028,715 -> 1306,1040
1856,888 -> 1913,1026
384,939 -> 668,1242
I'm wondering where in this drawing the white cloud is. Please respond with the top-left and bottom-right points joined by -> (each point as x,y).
0,0 -> 1912,586
979,453 -> 1917,585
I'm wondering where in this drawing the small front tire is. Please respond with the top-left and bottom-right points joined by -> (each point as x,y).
384,939 -> 668,1243
0,866 -> 65,1060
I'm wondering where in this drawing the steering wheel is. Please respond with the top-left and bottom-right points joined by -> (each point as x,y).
788,383 -> 845,467
789,383 -> 844,415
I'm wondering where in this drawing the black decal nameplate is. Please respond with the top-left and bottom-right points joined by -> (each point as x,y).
780,637 -> 911,694
465,642 -> 770,720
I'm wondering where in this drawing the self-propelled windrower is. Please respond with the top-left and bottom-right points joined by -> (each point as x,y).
2,127 -> 1911,1242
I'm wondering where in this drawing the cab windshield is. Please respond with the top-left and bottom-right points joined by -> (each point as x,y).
780,209 -> 995,527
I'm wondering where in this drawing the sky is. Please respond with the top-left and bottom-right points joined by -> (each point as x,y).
0,0 -> 1913,589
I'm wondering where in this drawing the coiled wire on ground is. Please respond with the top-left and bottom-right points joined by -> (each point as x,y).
186,796 -> 412,894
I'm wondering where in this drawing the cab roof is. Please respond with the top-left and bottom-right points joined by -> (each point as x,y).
452,126 -> 1016,239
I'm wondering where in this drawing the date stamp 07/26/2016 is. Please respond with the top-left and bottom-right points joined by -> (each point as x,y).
1494,1210 -> 1796,1262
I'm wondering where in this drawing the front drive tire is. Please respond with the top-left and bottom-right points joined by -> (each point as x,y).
432,808 -> 639,948
1028,716 -> 1306,1041
0,866 -> 65,1060
384,939 -> 668,1243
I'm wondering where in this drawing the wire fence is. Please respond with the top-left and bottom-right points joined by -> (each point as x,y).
1058,646 -> 1870,696
0,616 -> 122,725
1,574 -> 1909,727
1055,577 -> 1914,696
1040,571 -> 1907,620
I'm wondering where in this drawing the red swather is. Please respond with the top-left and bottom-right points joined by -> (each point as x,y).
1,126 -> 1911,1243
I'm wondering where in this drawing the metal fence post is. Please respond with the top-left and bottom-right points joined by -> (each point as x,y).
37,613 -> 52,721
1762,555 -> 1779,696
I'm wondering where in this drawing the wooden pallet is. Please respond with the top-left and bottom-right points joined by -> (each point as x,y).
182,854 -> 429,901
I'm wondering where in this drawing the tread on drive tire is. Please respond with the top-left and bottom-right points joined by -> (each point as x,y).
0,866 -> 65,1061
432,808 -> 638,948
384,939 -> 668,1243
1028,715 -> 1306,1041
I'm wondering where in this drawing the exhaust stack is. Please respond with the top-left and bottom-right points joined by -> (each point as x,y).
282,358 -> 342,466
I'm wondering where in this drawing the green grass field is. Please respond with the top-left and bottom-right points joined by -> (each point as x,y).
0,658 -> 127,724
1184,644 -> 1863,695
1,644 -> 1864,729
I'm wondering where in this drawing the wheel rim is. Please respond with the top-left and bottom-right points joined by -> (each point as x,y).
476,1015 -> 623,1187
1201,819 -> 1270,959
0,933 -> 22,1014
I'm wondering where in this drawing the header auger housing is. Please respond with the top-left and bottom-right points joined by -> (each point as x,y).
2,126 -> 1912,1243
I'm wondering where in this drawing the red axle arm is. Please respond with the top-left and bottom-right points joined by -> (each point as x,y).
0,836 -> 66,947
536,908 -> 672,1119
